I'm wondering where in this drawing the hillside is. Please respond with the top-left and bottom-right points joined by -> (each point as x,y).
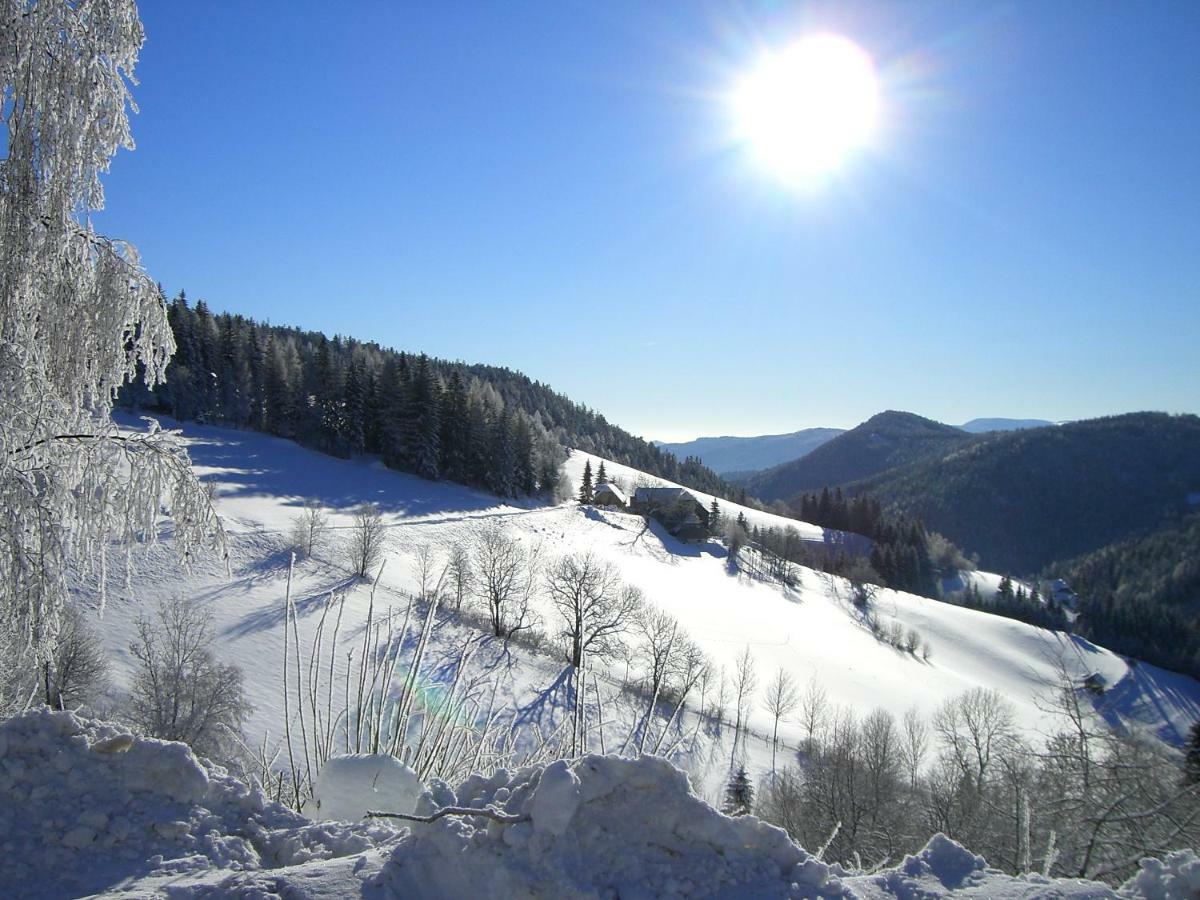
91,414 -> 1198,758
744,411 -> 974,502
1053,513 -> 1200,678
852,412 -> 1200,575
656,427 -> 843,475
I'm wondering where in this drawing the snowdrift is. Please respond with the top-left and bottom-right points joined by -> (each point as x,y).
1,709 -> 1193,898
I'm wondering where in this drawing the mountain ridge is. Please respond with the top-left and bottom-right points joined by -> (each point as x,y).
655,427 -> 844,475
744,410 -> 975,502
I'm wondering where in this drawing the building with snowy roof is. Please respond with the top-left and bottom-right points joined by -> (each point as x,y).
592,482 -> 628,509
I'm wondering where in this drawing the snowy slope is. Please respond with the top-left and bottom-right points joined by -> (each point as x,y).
86,417 -> 1200,766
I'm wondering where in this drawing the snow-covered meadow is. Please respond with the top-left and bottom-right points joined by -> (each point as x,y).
4,415 -> 1198,897
92,415 -> 1200,767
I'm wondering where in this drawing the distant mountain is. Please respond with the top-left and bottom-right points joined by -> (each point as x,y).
655,428 -> 844,475
853,412 -> 1200,575
960,418 -> 1055,433
745,411 -> 972,503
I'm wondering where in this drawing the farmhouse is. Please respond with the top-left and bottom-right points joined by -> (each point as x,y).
593,482 -> 628,509
631,486 -> 710,541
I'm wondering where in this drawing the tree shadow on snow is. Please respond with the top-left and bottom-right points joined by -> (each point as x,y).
222,574 -> 358,638
117,413 -> 524,520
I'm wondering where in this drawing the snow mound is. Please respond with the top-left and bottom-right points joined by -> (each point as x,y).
384,753 -> 816,898
1125,850 -> 1200,900
0,708 -> 395,899
305,753 -> 422,822
0,713 -> 1183,898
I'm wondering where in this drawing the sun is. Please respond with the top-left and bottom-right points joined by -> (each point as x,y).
732,33 -> 880,185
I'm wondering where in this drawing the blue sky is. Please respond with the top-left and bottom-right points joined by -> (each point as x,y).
95,1 -> 1200,442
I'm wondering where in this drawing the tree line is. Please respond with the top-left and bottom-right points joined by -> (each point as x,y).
1052,512 -> 1200,678
120,292 -> 738,500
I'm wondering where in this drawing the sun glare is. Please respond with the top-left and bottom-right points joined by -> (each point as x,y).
732,33 -> 880,185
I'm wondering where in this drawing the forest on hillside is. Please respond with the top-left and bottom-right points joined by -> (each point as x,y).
1053,513 -> 1200,678
849,412 -> 1200,575
120,293 -> 736,501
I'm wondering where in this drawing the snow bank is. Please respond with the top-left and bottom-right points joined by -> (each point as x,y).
304,753 -> 422,822
2,710 -> 1191,898
0,708 -> 395,899
385,753 -> 813,897
1125,850 -> 1200,900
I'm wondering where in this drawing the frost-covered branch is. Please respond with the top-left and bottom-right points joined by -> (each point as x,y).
366,805 -> 530,825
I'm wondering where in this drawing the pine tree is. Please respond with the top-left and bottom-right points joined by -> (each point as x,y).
488,407 -> 517,496
513,414 -> 537,495
595,461 -> 608,485
343,357 -> 367,455
998,575 -> 1015,604
578,460 -> 594,504
722,766 -> 755,816
737,511 -> 749,533
709,499 -> 722,536
439,369 -> 470,481
540,457 -> 561,498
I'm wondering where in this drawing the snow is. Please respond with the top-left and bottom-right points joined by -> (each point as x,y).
2,713 -> 1186,897
91,415 -> 1200,781
0,708 -> 394,899
1126,850 -> 1200,900
526,758 -> 582,837
305,754 -> 422,823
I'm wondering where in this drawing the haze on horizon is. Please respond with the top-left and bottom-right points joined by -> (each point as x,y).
93,1 -> 1200,444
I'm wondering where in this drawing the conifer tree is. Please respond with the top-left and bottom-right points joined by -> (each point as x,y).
540,457 -> 561,498
578,460 -> 594,504
709,499 -> 722,536
343,357 -> 367,454
998,575 -> 1015,604
595,461 -> 607,484
439,369 -> 470,481
737,511 -> 749,533
488,407 -> 517,496
513,414 -> 537,496
722,766 -> 755,817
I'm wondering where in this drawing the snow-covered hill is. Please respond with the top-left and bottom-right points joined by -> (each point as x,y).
88,415 -> 1199,766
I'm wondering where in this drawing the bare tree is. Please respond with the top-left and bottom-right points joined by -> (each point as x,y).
933,687 -> 1017,792
899,705 -> 929,792
635,607 -> 682,699
447,544 -> 473,612
42,604 -> 110,710
127,597 -> 250,761
763,667 -> 800,773
800,676 -> 829,751
290,500 -> 329,558
732,645 -> 759,764
348,503 -> 386,578
474,524 -> 537,638
414,543 -> 448,603
546,552 -> 642,667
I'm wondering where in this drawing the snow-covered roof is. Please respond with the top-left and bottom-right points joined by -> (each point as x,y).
593,482 -> 628,503
633,486 -> 696,505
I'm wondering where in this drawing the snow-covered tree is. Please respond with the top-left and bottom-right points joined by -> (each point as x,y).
723,766 -> 755,817
578,459 -> 594,504
1,0 -> 222,690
